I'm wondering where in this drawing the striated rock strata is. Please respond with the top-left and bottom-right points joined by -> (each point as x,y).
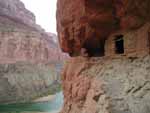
57,0 -> 150,113
0,63 -> 60,103
0,0 -> 41,30
0,0 -> 67,103
0,0 -> 67,63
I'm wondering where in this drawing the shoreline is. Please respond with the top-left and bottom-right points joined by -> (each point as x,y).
33,94 -> 56,103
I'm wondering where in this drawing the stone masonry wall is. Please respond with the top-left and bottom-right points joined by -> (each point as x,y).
105,23 -> 150,58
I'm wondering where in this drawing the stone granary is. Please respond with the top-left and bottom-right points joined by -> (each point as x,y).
105,23 -> 150,58
81,23 -> 150,58
57,0 -> 150,57
57,0 -> 150,113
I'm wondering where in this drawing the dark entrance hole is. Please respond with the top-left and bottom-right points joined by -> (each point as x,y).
83,39 -> 105,57
148,32 -> 150,54
115,35 -> 124,54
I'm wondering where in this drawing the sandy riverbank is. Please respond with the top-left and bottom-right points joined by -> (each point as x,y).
20,111 -> 59,113
24,112 -> 59,113
33,94 -> 56,103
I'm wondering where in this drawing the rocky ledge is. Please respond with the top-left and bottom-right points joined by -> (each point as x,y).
61,56 -> 150,113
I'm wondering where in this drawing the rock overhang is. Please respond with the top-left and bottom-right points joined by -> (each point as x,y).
57,0 -> 150,57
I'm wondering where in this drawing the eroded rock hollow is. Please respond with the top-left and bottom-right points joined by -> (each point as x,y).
57,0 -> 150,113
57,0 -> 150,57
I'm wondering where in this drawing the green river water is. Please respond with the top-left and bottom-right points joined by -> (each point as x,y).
0,92 -> 63,113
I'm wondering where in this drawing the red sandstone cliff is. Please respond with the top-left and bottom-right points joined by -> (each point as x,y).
57,0 -> 150,56
57,0 -> 150,113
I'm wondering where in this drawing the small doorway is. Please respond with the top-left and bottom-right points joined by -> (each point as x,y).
115,35 -> 124,54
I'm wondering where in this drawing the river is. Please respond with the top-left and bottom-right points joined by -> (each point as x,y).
0,92 -> 63,113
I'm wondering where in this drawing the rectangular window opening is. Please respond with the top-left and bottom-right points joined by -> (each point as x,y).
115,35 -> 124,54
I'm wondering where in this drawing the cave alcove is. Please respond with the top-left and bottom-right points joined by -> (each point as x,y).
83,38 -> 105,57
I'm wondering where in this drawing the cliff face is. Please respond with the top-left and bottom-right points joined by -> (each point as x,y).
0,0 -> 42,31
0,63 -> 60,103
61,56 -> 150,113
57,0 -> 150,56
0,0 -> 67,64
0,23 -> 64,64
0,0 -> 67,103
56,0 -> 150,113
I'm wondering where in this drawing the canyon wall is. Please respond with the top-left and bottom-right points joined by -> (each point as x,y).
0,0 -> 67,64
0,63 -> 60,103
0,0 -> 42,31
56,0 -> 150,113
0,23 -> 65,64
57,0 -> 150,56
0,0 -> 67,103
61,56 -> 150,113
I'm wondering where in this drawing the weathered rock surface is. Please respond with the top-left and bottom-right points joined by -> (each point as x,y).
0,0 -> 67,63
0,22 -> 65,64
57,0 -> 150,56
57,0 -> 150,113
0,0 -> 43,31
0,63 -> 60,103
0,0 -> 70,63
0,0 -> 67,103
61,56 -> 150,113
